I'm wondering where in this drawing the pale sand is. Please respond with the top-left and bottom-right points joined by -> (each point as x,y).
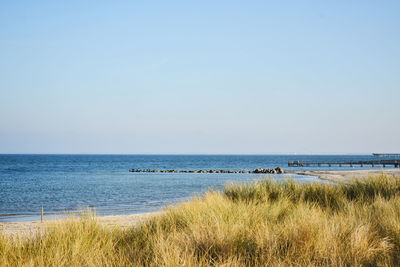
0,212 -> 159,239
293,168 -> 400,183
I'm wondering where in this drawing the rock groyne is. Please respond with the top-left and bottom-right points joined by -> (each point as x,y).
129,167 -> 284,174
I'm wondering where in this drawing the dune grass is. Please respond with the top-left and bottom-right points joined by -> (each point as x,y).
1,174 -> 400,266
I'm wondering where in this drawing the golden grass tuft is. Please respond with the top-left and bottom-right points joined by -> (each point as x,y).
1,174 -> 400,266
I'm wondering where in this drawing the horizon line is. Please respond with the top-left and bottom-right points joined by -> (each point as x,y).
0,153 -> 377,156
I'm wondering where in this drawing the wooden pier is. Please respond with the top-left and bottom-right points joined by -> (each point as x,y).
288,160 -> 400,168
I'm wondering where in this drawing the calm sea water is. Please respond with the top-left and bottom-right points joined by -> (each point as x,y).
0,154 -> 384,222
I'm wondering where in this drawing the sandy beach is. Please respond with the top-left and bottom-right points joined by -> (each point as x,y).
292,168 -> 400,183
0,212 -> 158,239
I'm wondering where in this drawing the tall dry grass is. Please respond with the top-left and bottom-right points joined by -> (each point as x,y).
1,174 -> 400,266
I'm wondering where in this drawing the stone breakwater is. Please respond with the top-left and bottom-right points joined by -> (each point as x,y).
129,167 -> 284,174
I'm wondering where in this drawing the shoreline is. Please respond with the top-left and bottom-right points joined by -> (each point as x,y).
0,212 -> 159,238
290,168 -> 400,183
2,169 -> 400,238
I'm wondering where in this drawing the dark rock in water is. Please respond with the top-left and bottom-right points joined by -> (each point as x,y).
253,168 -> 264,174
249,167 -> 284,174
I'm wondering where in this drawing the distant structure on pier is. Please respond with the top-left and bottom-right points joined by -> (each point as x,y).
372,153 -> 400,158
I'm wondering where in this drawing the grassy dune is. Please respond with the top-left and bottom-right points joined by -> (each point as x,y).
2,175 -> 400,266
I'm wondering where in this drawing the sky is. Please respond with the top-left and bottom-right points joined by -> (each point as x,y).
0,1 -> 399,154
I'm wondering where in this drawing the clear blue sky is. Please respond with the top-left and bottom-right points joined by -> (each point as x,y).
0,1 -> 399,154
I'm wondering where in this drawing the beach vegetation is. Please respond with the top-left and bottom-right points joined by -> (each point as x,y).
1,174 -> 400,266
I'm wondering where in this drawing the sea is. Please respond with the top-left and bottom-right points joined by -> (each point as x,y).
0,154 -> 387,222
